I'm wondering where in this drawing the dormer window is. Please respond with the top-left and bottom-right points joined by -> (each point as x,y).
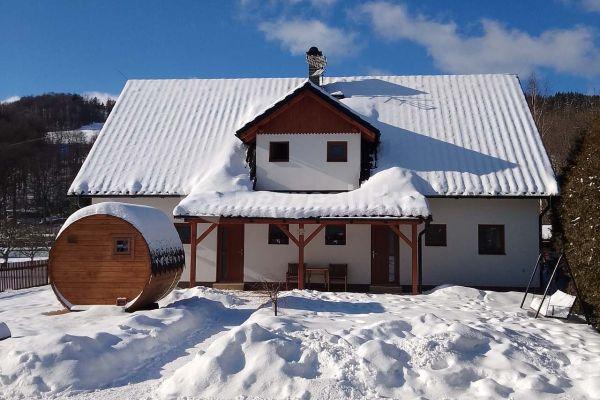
269,141 -> 289,162
327,141 -> 347,162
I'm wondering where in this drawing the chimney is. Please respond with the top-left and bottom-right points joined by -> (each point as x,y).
306,46 -> 327,86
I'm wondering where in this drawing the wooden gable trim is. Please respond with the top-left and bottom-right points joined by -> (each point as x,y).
236,84 -> 379,144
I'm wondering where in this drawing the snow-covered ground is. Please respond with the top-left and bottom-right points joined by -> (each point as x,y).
1,285 -> 599,399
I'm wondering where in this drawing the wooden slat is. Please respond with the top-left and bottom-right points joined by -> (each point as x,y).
388,225 -> 412,246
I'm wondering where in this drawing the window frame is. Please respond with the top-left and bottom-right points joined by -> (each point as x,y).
425,224 -> 447,247
325,224 -> 346,246
112,235 -> 133,256
269,141 -> 290,162
478,224 -> 505,255
174,222 -> 191,245
268,224 -> 290,245
326,141 -> 348,162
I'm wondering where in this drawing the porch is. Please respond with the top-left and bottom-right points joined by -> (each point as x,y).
184,217 -> 425,294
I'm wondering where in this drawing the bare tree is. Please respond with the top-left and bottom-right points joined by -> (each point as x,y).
0,219 -> 24,263
525,72 -> 549,138
261,281 -> 284,316
20,223 -> 54,261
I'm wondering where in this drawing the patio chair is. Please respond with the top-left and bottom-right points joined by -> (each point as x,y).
329,264 -> 348,292
286,263 -> 305,290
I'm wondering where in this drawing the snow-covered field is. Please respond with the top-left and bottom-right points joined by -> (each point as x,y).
1,285 -> 599,400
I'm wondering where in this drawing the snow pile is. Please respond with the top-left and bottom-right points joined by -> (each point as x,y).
0,322 -> 10,340
59,202 -> 182,258
2,286 -> 600,399
0,286 -> 253,398
175,167 -> 430,218
161,288 -> 600,400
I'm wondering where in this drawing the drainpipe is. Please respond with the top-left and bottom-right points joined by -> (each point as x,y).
417,216 -> 432,293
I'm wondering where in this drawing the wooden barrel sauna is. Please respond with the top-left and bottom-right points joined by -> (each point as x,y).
49,202 -> 185,312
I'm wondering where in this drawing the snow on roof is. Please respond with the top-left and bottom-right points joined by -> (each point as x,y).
69,74 -> 558,198
175,167 -> 429,218
59,202 -> 182,254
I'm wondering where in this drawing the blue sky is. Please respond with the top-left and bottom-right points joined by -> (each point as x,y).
1,0 -> 599,102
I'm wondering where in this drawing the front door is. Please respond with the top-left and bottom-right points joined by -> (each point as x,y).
371,226 -> 399,285
217,225 -> 244,282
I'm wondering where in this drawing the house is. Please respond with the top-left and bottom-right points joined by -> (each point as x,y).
68,47 -> 557,293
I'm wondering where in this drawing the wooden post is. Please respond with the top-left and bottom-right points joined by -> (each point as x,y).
298,223 -> 305,289
189,221 -> 197,288
411,222 -> 418,294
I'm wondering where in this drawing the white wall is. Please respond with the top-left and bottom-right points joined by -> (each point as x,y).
244,224 -> 370,284
255,133 -> 361,191
417,198 -> 540,287
91,197 -> 539,288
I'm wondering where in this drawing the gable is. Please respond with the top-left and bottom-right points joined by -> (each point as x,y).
236,82 -> 379,143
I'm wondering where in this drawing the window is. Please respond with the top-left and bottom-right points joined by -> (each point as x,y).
113,237 -> 132,255
175,223 -> 191,245
268,224 -> 289,244
325,225 -> 346,245
327,141 -> 347,162
478,225 -> 505,255
269,141 -> 289,162
425,224 -> 447,246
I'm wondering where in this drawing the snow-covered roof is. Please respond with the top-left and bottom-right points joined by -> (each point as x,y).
69,74 -> 558,198
59,202 -> 182,254
175,167 -> 429,218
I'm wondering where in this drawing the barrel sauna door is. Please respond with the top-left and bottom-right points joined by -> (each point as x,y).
371,225 -> 399,285
217,225 -> 244,282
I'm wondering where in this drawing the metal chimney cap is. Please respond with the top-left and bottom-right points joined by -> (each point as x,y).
306,46 -> 323,56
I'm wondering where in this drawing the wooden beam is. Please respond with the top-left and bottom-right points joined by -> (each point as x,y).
275,224 -> 300,247
189,222 -> 197,288
388,225 -> 412,246
185,216 -> 423,226
411,223 -> 419,295
304,224 -> 325,245
195,223 -> 217,246
298,223 -> 305,289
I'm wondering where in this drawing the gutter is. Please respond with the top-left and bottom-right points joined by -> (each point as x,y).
417,216 -> 432,293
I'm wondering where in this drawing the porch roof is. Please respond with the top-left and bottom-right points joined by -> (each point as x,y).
174,168 -> 430,219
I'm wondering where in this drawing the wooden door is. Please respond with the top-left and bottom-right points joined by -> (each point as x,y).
371,226 -> 399,285
217,225 -> 244,282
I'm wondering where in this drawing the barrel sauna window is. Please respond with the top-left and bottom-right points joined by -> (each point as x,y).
113,236 -> 133,256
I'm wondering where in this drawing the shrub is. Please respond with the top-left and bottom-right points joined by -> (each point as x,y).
554,118 -> 600,330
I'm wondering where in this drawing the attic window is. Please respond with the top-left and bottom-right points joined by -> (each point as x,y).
269,141 -> 289,162
327,141 -> 347,162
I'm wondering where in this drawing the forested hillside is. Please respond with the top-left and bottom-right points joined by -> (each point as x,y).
0,94 -> 114,221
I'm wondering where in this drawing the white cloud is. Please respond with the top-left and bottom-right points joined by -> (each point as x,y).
259,19 -> 359,57
581,0 -> 600,11
361,2 -> 600,78
364,66 -> 393,75
1,96 -> 21,104
82,91 -> 118,104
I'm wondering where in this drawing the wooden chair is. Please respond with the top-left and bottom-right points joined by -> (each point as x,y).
286,263 -> 305,289
329,264 -> 347,291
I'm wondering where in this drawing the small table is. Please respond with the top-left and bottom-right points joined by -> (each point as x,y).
305,267 -> 330,291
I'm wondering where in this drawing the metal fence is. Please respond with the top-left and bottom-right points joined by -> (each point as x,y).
0,260 -> 48,292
